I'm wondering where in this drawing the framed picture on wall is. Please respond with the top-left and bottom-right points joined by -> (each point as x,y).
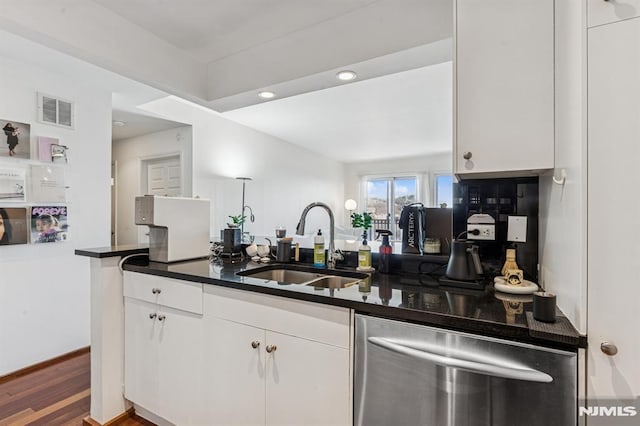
1,119 -> 31,159
30,205 -> 69,243
0,168 -> 26,202
0,207 -> 29,245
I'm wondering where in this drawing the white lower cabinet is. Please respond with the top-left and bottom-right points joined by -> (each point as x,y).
206,317 -> 266,426
124,272 -> 352,426
204,286 -> 353,426
264,330 -> 350,426
123,272 -> 206,425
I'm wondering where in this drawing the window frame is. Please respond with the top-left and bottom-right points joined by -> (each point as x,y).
360,173 -> 422,239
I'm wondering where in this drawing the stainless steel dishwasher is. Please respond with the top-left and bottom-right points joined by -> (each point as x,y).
354,315 -> 577,426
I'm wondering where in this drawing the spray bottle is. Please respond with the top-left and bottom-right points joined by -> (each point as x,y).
376,229 -> 393,273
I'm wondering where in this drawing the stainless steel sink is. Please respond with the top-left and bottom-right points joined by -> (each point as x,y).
305,275 -> 360,289
237,265 -> 368,287
239,268 -> 326,284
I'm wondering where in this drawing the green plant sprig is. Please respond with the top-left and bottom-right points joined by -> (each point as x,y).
228,215 -> 246,226
350,212 -> 372,230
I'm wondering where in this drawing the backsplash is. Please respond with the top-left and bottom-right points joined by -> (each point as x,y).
452,177 -> 539,281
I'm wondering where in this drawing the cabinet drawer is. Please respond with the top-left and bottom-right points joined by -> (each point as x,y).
204,285 -> 351,348
124,271 -> 203,314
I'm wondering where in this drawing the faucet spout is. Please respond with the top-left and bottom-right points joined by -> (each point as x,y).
295,202 -> 341,268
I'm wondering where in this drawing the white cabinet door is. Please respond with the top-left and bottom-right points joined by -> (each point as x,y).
124,297 -> 205,425
587,0 -> 640,27
265,331 -> 351,426
124,298 -> 160,415
587,17 -> 640,400
205,317 -> 266,426
455,0 -> 554,176
156,305 -> 205,425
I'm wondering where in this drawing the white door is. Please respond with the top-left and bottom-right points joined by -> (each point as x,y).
138,155 -> 182,244
205,317 -> 266,426
587,17 -> 640,401
147,156 -> 181,196
265,331 -> 351,426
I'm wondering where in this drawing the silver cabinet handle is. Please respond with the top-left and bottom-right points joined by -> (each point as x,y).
368,337 -> 552,383
266,344 -> 277,353
251,341 -> 260,349
463,151 -> 473,160
157,315 -> 166,322
152,288 -> 161,294
601,342 -> 618,356
149,313 -> 157,320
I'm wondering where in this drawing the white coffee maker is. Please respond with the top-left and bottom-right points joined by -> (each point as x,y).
135,195 -> 210,263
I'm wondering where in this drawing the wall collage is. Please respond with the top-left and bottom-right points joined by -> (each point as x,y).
1,110 -> 70,246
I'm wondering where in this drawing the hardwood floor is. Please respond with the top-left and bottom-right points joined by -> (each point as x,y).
0,352 -> 153,426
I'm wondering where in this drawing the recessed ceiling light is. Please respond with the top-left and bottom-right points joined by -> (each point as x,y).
336,70 -> 357,81
112,120 -> 126,127
258,91 -> 275,99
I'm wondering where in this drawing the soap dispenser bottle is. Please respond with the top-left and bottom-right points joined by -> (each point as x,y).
357,234 -> 374,272
313,229 -> 325,268
376,229 -> 393,273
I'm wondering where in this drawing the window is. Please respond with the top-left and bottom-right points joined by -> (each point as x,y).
434,174 -> 453,207
37,92 -> 75,129
364,176 -> 418,239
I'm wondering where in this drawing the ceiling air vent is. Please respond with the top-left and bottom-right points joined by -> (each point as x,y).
37,92 -> 74,129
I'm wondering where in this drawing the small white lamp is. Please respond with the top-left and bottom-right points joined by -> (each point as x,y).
344,199 -> 357,212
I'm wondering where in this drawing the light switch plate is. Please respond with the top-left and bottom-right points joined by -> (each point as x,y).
507,216 -> 527,242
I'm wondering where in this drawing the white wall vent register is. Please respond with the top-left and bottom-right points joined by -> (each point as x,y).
37,92 -> 75,129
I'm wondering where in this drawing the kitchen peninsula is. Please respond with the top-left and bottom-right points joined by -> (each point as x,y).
76,246 -> 584,425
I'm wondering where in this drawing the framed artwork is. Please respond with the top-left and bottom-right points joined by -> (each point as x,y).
0,207 -> 29,245
37,136 -> 59,162
1,119 -> 31,159
30,205 -> 69,243
0,168 -> 26,202
30,165 -> 66,202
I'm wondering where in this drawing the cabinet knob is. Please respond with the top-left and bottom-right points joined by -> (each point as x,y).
463,152 -> 473,160
157,315 -> 166,322
266,344 -> 277,353
151,288 -> 161,294
600,342 -> 618,356
149,313 -> 157,320
251,341 -> 260,349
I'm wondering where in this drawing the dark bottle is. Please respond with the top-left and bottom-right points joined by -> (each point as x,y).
376,229 -> 393,274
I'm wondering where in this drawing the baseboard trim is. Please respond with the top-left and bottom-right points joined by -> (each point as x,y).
0,346 -> 90,385
83,408 -> 136,426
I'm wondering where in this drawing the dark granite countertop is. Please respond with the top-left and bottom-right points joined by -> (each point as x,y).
105,251 -> 585,350
75,244 -> 149,258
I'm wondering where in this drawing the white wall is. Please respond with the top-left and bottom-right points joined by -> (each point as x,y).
138,97 -> 345,244
0,55 -> 111,375
344,151 -> 451,208
538,1 -> 587,333
112,126 -> 192,245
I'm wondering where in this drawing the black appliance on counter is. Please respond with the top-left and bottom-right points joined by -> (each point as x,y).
398,204 -> 452,255
452,177 -> 539,281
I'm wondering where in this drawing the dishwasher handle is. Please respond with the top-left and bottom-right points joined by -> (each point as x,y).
368,337 -> 553,383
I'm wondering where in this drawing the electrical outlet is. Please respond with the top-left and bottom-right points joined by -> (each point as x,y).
467,224 -> 495,240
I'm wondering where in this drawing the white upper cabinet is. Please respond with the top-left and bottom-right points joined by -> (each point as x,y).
588,0 -> 640,27
454,0 -> 554,177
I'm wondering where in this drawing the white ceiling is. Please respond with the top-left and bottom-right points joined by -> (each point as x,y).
91,0 -> 379,64
222,62 -> 452,163
0,1 -> 454,162
112,110 -> 186,141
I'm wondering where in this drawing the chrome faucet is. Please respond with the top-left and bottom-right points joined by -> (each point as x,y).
296,202 -> 343,269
